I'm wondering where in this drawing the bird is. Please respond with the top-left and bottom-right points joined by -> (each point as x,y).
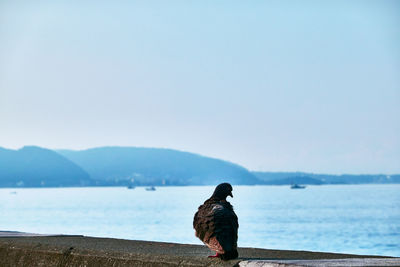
193,183 -> 239,260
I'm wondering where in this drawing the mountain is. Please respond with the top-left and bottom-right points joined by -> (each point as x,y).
253,171 -> 400,185
0,146 -> 91,187
2,145 -> 398,187
57,147 -> 259,186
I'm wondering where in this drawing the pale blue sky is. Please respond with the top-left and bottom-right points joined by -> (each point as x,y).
1,0 -> 399,173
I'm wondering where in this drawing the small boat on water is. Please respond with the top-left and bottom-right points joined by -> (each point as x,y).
127,185 -> 135,189
145,186 -> 156,191
291,184 -> 306,189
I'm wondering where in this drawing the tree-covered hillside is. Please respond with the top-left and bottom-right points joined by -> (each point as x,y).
0,146 -> 91,187
1,146 -> 398,187
57,147 -> 259,186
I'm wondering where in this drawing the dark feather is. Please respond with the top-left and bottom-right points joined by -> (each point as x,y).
193,184 -> 239,260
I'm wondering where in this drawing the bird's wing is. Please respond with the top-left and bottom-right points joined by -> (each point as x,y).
193,203 -> 238,253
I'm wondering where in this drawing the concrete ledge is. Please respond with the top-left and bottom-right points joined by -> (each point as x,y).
239,258 -> 400,267
0,234 -> 397,266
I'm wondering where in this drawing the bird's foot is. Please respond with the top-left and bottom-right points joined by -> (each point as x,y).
208,253 -> 220,258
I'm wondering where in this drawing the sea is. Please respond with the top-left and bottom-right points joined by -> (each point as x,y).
1,184 -> 399,257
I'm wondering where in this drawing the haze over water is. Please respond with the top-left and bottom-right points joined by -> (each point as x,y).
1,184 -> 399,257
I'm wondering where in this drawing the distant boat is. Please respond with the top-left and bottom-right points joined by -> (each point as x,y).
127,185 -> 135,189
291,184 -> 306,189
145,186 -> 156,191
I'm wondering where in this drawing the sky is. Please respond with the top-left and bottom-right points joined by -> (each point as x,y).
0,0 -> 399,174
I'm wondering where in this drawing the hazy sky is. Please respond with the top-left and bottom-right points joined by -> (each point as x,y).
1,0 -> 399,174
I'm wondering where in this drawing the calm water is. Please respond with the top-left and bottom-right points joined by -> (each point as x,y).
1,185 -> 399,257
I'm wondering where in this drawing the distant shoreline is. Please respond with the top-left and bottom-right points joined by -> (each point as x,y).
2,146 -> 399,188
1,183 -> 400,189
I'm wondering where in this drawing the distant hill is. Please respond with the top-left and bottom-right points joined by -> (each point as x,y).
57,147 -> 259,186
0,146 -> 91,187
253,171 -> 400,185
1,145 -> 398,187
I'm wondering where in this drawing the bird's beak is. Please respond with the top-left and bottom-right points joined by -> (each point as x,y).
229,192 -> 233,198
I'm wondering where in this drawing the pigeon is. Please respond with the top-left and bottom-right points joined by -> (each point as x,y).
193,183 -> 239,260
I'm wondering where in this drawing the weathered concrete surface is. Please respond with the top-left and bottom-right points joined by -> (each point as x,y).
0,234 -> 397,267
239,258 -> 400,266
0,231 -> 83,237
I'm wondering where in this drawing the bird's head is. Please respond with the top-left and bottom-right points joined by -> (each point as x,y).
212,183 -> 233,200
